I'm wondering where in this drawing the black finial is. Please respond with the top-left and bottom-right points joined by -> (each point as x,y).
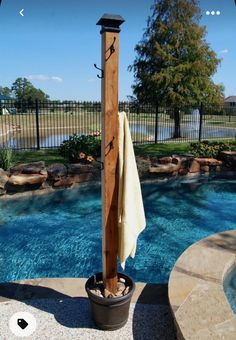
96,14 -> 125,34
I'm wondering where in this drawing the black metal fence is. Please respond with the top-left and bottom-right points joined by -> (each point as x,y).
0,100 -> 235,150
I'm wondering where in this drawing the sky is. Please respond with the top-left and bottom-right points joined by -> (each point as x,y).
0,0 -> 236,101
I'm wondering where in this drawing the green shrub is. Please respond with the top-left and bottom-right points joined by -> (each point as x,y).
190,141 -> 231,158
0,147 -> 13,170
59,134 -> 101,163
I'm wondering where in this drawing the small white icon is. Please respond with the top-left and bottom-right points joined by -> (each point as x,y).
9,312 -> 36,337
206,10 -> 221,16
20,9 -> 24,17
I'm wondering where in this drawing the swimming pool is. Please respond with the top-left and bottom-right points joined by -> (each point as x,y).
224,267 -> 236,314
0,177 -> 236,284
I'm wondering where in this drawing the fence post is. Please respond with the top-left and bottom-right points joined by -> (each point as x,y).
35,100 -> 40,150
198,102 -> 203,142
154,102 -> 158,144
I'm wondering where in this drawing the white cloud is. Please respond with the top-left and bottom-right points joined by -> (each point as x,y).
219,49 -> 229,54
51,76 -> 63,82
27,74 -> 49,81
88,78 -> 96,83
27,74 -> 63,82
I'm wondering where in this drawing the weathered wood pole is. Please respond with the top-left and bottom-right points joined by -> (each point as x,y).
96,14 -> 124,294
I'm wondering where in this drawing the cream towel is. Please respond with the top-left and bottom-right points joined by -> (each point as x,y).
118,111 -> 146,269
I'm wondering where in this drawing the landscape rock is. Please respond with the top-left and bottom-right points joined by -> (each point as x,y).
178,168 -> 188,176
159,157 -> 172,164
0,169 -> 9,186
136,157 -> 151,178
53,177 -> 74,187
189,160 -> 200,173
68,163 -> 94,175
53,173 -> 94,187
172,156 -> 190,170
47,163 -> 68,180
10,161 -> 46,175
219,151 -> 236,169
194,158 -> 222,166
149,163 -> 179,173
8,173 -> 48,186
200,165 -> 209,173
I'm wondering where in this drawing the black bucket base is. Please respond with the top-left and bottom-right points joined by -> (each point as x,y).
85,272 -> 135,331
95,319 -> 128,331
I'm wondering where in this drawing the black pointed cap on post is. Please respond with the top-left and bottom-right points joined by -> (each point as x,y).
96,13 -> 125,33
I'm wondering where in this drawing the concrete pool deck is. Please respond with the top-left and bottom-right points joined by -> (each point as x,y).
169,230 -> 236,340
0,278 -> 176,339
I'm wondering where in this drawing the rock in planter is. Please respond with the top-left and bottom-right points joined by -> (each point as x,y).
47,163 -> 68,180
10,161 -> 46,175
8,173 -> 48,186
85,272 -> 135,331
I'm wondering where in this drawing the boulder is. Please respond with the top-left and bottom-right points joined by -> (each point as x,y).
0,168 -> 9,195
200,165 -> 209,173
47,163 -> 67,180
159,157 -> 172,164
189,160 -> 200,173
219,151 -> 236,169
8,173 -> 48,186
178,168 -> 188,176
0,168 -> 9,185
53,173 -> 94,187
68,163 -> 94,174
194,158 -> 222,166
53,177 -> 74,187
149,163 -> 179,174
10,161 -> 46,175
136,157 -> 151,178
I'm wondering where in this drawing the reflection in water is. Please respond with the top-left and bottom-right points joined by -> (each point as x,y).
2,124 -> 236,149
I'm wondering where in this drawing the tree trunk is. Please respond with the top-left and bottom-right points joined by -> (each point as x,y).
173,107 -> 181,138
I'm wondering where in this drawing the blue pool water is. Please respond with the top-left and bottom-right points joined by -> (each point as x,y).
0,177 -> 236,283
224,267 -> 236,313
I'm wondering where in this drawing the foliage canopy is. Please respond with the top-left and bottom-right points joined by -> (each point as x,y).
129,0 -> 224,107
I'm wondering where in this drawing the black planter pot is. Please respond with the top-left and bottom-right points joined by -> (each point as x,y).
85,272 -> 135,331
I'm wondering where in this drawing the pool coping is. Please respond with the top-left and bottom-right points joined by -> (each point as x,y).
168,229 -> 236,339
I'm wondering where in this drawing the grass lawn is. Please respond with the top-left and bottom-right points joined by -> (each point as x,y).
13,143 -> 190,165
13,149 -> 66,166
134,143 -> 190,156
11,140 -> 236,165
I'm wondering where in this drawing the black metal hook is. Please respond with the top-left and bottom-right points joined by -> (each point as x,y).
94,64 -> 104,79
105,136 -> 115,156
110,36 -> 116,54
105,37 -> 116,61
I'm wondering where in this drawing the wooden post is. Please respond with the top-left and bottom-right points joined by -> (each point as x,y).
97,14 -> 124,294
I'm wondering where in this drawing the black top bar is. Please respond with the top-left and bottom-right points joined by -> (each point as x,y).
96,14 -> 125,33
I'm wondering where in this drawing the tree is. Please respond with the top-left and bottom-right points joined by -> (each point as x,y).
129,0 -> 223,138
0,86 -> 12,97
11,77 -> 49,103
